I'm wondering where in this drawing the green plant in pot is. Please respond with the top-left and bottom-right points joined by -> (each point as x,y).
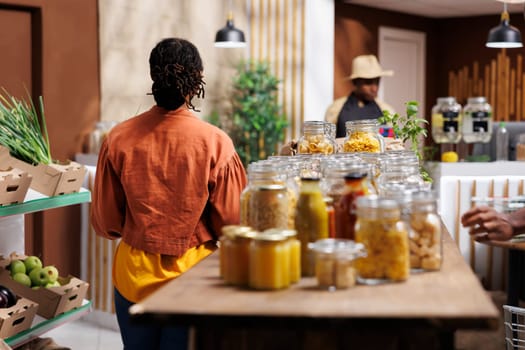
0,89 -> 52,165
209,60 -> 288,168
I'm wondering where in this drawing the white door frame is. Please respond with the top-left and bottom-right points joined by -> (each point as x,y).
378,26 -> 426,115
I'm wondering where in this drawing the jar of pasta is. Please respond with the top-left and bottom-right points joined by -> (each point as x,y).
342,119 -> 385,153
409,191 -> 442,272
295,177 -> 329,277
462,96 -> 492,143
354,195 -> 410,284
297,121 -> 337,154
309,238 -> 367,290
220,225 -> 258,286
431,97 -> 462,144
249,231 -> 291,290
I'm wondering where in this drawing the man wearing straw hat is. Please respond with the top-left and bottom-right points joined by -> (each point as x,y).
325,54 -> 396,138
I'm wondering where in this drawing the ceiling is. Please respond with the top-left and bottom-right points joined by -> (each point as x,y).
343,0 -> 525,18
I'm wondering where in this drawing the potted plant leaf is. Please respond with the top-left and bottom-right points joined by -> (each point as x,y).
208,60 -> 288,168
0,90 -> 86,196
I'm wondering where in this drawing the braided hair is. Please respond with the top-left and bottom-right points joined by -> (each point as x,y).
149,38 -> 205,111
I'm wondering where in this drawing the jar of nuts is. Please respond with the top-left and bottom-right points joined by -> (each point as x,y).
408,191 -> 442,272
342,119 -> 385,153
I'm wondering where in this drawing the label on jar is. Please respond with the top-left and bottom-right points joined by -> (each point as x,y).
442,111 -> 459,133
473,120 -> 489,133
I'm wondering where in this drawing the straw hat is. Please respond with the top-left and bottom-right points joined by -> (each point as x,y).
348,55 -> 394,80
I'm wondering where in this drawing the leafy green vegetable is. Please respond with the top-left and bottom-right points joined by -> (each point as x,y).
379,101 -> 432,182
0,89 -> 52,165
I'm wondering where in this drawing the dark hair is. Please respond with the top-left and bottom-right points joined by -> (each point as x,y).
149,38 -> 205,111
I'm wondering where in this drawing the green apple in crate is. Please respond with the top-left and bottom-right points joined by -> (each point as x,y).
24,256 -> 42,273
42,265 -> 59,285
12,272 -> 31,287
9,259 -> 26,276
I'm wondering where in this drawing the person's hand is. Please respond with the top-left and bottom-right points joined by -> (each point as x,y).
460,205 -> 514,242
279,140 -> 298,156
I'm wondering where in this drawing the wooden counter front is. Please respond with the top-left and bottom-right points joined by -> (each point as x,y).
130,229 -> 499,349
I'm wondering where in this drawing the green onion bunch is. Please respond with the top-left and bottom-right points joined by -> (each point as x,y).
0,90 -> 52,165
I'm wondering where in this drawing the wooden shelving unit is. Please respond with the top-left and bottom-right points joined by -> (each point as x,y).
0,188 -> 92,348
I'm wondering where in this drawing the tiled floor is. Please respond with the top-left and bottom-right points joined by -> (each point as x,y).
44,317 -> 122,350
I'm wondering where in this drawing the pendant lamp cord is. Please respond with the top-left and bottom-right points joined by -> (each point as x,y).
502,2 -> 509,22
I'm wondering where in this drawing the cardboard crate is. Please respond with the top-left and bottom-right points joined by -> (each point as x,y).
0,146 -> 86,197
0,256 -> 89,319
0,296 -> 38,339
0,168 -> 32,206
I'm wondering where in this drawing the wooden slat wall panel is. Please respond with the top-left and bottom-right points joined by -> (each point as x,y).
448,49 -> 525,121
248,0 -> 305,141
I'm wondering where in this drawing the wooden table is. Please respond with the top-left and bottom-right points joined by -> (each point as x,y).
129,229 -> 499,350
479,239 -> 525,306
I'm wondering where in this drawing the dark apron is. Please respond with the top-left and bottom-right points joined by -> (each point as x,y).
335,93 -> 383,138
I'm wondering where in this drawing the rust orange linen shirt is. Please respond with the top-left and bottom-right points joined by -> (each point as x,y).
90,105 -> 247,257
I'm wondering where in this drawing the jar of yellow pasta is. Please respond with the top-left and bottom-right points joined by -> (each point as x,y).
342,119 -> 385,153
297,121 -> 337,155
354,195 -> 410,284
249,231 -> 291,290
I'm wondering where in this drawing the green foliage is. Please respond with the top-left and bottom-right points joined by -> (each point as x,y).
379,101 -> 432,182
209,60 -> 288,167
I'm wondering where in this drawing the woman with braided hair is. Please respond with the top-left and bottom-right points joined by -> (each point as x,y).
91,38 -> 247,349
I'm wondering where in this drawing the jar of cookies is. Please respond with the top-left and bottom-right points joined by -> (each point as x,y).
342,119 -> 385,153
354,195 -> 410,284
297,121 -> 337,155
408,191 -> 442,272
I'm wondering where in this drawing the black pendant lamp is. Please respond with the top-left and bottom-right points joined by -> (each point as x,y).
486,2 -> 523,48
214,1 -> 246,49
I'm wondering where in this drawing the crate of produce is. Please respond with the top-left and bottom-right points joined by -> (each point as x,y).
0,167 -> 32,206
0,295 -> 38,339
0,146 -> 86,197
0,254 -> 89,319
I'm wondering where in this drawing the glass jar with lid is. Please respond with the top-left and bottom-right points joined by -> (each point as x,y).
297,121 -> 337,155
354,195 -> 410,284
295,177 -> 329,277
240,162 -> 290,231
249,231 -> 291,290
332,170 -> 371,240
342,119 -> 385,153
409,191 -> 442,272
219,225 -> 258,286
376,151 -> 427,195
264,228 -> 301,283
462,96 -> 492,143
431,97 -> 462,143
308,238 -> 367,290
